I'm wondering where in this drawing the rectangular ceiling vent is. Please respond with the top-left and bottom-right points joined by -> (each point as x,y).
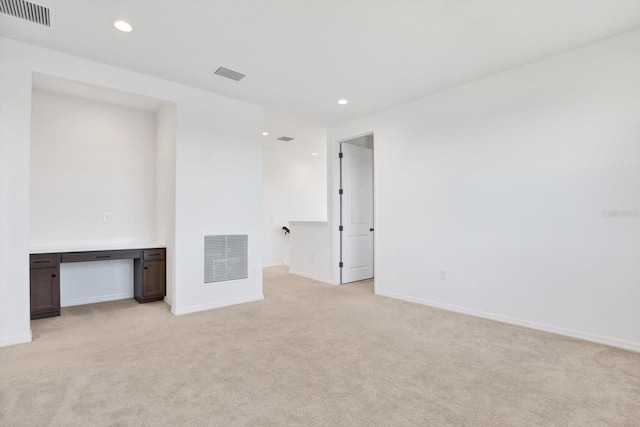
0,0 -> 52,27
277,136 -> 295,142
204,235 -> 248,283
213,67 -> 246,81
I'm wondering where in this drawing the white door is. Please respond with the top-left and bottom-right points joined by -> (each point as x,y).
341,143 -> 374,283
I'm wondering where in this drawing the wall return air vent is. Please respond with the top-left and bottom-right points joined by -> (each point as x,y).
204,235 -> 248,283
0,0 -> 52,27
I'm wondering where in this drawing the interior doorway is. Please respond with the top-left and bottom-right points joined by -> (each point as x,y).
339,134 -> 374,284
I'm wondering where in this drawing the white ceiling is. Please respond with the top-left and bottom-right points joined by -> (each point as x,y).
2,1 -> 640,129
32,72 -> 170,112
263,111 -> 327,159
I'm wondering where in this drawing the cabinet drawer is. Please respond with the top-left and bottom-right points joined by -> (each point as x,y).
143,249 -> 165,261
30,254 -> 59,269
61,250 -> 141,263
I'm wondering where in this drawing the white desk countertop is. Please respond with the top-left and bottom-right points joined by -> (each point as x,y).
30,242 -> 167,254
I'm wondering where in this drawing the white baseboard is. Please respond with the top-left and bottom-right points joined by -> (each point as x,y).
288,269 -> 335,285
61,292 -> 133,307
0,330 -> 33,347
172,294 -> 264,316
163,295 -> 173,307
376,290 -> 640,353
263,262 -> 283,268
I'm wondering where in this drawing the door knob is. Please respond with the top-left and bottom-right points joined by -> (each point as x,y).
144,267 -> 148,270
369,228 -> 374,232
51,274 -> 57,278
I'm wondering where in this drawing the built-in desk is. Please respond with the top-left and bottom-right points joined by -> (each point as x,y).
29,246 -> 166,319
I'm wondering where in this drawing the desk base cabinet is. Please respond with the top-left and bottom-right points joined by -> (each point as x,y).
30,248 -> 166,319
134,250 -> 166,303
30,259 -> 61,320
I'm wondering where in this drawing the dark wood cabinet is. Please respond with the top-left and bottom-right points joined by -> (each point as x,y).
30,247 -> 166,319
61,250 -> 142,263
143,261 -> 165,298
30,255 -> 60,320
134,248 -> 166,303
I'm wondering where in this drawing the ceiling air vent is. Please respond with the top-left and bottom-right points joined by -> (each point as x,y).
277,136 -> 295,142
213,67 -> 246,81
0,0 -> 52,27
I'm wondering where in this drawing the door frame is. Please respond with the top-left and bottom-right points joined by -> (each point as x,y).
330,131 -> 377,291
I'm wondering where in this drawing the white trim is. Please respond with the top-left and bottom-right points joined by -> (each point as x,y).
163,295 -> 173,307
376,290 -> 640,353
336,131 -> 375,145
289,269 -> 336,285
61,292 -> 132,307
263,262 -> 283,268
329,130 -> 378,286
288,221 -> 328,225
171,294 -> 264,316
0,330 -> 33,347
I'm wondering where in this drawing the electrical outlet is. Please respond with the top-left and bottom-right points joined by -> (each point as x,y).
439,269 -> 447,281
103,213 -> 111,222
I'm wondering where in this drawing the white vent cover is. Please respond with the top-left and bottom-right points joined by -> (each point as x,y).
204,235 -> 248,283
0,0 -> 51,27
213,67 -> 246,81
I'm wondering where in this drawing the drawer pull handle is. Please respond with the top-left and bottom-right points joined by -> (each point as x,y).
51,274 -> 57,278
33,260 -> 50,264
144,267 -> 148,270
149,253 -> 160,256
96,256 -> 111,259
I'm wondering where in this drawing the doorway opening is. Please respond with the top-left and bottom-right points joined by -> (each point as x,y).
339,134 -> 374,288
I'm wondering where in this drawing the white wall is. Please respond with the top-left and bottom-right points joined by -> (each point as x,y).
263,150 -> 292,267
29,89 -> 172,307
0,38 -> 263,346
172,94 -> 262,315
288,222 -> 333,284
156,104 -> 177,306
262,150 -> 326,267
0,38 -> 32,346
60,260 -> 134,306
30,89 -> 158,247
328,30 -> 640,351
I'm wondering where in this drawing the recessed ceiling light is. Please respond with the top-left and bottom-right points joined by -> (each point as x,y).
262,132 -> 269,136
113,20 -> 134,32
338,99 -> 349,105
311,153 -> 318,156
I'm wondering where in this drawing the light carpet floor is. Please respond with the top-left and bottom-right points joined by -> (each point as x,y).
1,266 -> 639,426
